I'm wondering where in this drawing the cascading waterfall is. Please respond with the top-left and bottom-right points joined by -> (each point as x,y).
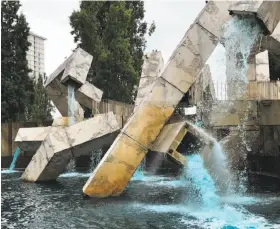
67,83 -> 75,126
65,158 -> 76,173
223,15 -> 262,100
185,154 -> 219,208
9,147 -> 20,171
89,149 -> 102,172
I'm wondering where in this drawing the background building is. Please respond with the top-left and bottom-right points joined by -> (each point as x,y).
26,32 -> 46,80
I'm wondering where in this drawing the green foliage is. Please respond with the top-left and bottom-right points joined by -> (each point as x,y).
1,1 -> 34,122
70,1 -> 155,103
26,74 -> 53,123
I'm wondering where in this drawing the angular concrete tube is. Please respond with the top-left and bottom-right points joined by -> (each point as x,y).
15,127 -> 51,155
150,119 -> 188,167
21,112 -> 120,182
83,0 -> 232,198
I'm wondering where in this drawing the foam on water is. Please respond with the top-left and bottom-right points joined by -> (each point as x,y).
131,154 -> 279,229
59,172 -> 91,178
185,154 -> 219,208
1,169 -> 21,174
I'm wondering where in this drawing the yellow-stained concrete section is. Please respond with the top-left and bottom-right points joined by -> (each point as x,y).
123,78 -> 184,148
52,117 -> 71,127
83,133 -> 147,197
151,119 -> 188,166
151,120 -> 187,153
83,1 -> 232,197
167,150 -> 187,166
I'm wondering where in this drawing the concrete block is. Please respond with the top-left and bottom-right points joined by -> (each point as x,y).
256,50 -> 270,81
123,77 -> 184,148
151,120 -> 186,153
197,1 -> 232,39
21,112 -> 121,182
134,51 -> 164,111
210,101 -> 258,127
67,112 -> 120,157
134,77 -> 157,110
229,1 -> 280,34
60,48 -> 93,86
259,101 -> 280,125
21,127 -> 72,182
15,127 -> 51,153
83,133 -> 147,197
271,21 -> 280,43
141,51 -> 164,78
76,81 -> 103,108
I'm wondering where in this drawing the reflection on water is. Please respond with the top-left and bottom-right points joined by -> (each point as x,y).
1,171 -> 280,229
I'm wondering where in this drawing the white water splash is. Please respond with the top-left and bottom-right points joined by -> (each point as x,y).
68,84 -> 75,126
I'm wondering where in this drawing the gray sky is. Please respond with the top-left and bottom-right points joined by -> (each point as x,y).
20,0 -> 227,117
21,0 -> 206,75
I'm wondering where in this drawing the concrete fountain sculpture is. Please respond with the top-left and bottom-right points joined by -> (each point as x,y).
16,48 -> 121,182
15,0 -> 280,198
82,0 -> 280,197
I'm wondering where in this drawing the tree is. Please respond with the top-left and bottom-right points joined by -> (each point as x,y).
1,1 -> 34,122
27,74 -> 53,123
70,1 -> 155,103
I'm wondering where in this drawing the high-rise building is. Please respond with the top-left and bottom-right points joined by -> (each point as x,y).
26,32 -> 46,80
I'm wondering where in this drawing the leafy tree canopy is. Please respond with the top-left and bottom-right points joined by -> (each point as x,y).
70,1 -> 155,103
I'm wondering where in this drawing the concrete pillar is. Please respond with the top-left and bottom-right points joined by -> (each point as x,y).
83,0 -> 232,197
134,51 -> 164,111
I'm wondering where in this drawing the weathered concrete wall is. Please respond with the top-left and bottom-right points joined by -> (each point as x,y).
210,100 -> 280,127
256,50 -> 270,81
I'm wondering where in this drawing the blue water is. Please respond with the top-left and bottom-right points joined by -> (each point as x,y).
9,147 -> 20,171
132,154 -> 280,229
185,154 -> 219,208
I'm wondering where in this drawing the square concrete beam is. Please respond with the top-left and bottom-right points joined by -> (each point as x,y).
60,48 -> 93,86
15,127 -> 51,153
21,112 -> 121,182
123,77 -> 184,148
151,120 -> 186,153
76,81 -> 103,109
83,133 -> 147,197
228,1 -> 280,34
66,112 -> 120,157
